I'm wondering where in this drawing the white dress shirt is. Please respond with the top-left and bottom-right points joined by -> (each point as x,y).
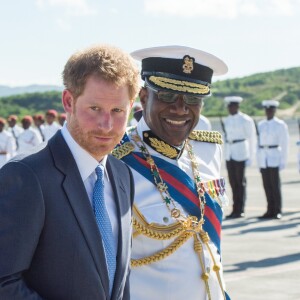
17,127 -> 43,155
223,111 -> 257,163
60,124 -> 118,249
7,124 -> 24,137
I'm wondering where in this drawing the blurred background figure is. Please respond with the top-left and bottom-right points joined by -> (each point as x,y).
257,100 -> 289,219
222,96 -> 257,218
298,119 -> 300,173
33,114 -> 46,141
7,114 -> 23,152
17,115 -> 43,155
43,109 -> 61,141
194,101 -> 212,130
195,114 -> 212,130
58,113 -> 67,126
129,103 -> 143,126
297,141 -> 300,173
0,118 -> 14,168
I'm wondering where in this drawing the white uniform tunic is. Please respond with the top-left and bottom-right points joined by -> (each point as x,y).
17,127 -> 43,155
0,130 -> 14,168
195,115 -> 212,131
256,117 -> 289,169
127,118 -> 226,300
7,124 -> 24,139
223,111 -> 257,163
7,125 -> 23,154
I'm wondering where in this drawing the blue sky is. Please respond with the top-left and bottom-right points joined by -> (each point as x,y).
1,0 -> 300,86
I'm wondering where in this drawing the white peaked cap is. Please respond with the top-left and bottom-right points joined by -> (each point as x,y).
130,45 -> 228,96
224,96 -> 243,104
262,100 -> 279,108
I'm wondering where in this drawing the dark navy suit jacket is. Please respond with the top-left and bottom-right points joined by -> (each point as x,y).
0,131 -> 134,299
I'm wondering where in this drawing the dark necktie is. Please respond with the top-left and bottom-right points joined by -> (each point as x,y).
37,126 -> 45,141
11,128 -> 19,150
93,165 -> 116,295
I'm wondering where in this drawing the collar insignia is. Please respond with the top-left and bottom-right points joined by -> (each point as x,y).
142,130 -> 180,159
182,55 -> 194,74
189,130 -> 223,144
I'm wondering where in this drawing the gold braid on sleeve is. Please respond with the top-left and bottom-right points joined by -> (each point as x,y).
131,205 -> 194,267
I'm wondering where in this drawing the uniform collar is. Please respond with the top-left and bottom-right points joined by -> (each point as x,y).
136,117 -> 185,160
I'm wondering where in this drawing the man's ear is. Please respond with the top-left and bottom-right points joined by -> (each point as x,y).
62,90 -> 74,113
139,87 -> 148,108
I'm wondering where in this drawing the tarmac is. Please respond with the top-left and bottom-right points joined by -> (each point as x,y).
214,118 -> 300,300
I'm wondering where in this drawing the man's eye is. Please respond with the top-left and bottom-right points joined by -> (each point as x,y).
91,106 -> 99,111
112,108 -> 122,113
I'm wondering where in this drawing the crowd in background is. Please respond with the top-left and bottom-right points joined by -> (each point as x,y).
0,109 -> 66,168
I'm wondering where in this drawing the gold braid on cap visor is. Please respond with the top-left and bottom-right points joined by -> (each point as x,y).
149,75 -> 210,95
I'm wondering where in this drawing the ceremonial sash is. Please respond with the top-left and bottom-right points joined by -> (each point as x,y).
121,152 -> 223,253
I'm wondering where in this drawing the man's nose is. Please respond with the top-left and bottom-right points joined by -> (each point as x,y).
97,112 -> 113,131
169,96 -> 189,114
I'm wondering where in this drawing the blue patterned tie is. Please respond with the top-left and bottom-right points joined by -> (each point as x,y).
93,165 -> 116,296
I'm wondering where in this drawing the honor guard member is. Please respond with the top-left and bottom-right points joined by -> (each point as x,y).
43,109 -> 61,141
7,114 -> 23,153
223,96 -> 257,218
17,115 -> 43,155
33,114 -> 46,141
0,118 -> 14,168
257,100 -> 289,219
113,46 -> 230,300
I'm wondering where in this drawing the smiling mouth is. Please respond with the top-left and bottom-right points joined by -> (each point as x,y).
165,119 -> 189,126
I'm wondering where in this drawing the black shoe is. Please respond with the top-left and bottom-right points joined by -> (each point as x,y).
258,212 -> 277,219
273,213 -> 282,219
226,212 -> 245,219
258,212 -> 273,219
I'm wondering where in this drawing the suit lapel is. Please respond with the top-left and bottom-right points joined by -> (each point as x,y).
48,132 -> 110,297
106,157 -> 131,299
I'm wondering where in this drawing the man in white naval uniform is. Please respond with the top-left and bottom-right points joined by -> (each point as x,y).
0,118 -> 14,168
257,100 -> 289,219
113,46 -> 230,300
222,96 -> 257,218
17,115 -> 43,155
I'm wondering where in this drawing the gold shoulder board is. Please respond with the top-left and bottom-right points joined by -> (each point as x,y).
189,130 -> 223,144
111,142 -> 135,159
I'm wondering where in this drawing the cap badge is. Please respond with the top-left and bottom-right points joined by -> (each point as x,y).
182,55 -> 194,74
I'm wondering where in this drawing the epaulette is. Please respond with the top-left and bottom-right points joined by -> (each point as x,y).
189,130 -> 223,144
111,142 -> 135,159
